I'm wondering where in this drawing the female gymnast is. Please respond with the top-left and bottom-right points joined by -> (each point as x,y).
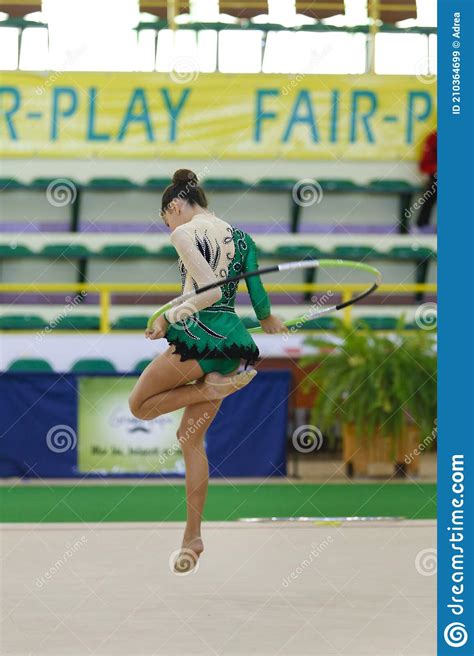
129,169 -> 286,571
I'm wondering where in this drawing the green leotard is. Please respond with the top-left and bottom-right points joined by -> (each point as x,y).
165,214 -> 271,375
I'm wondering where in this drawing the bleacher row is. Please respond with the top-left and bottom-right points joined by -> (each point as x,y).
0,176 -> 428,234
0,231 -> 437,332
0,240 -> 436,265
0,312 -> 428,332
0,233 -> 437,285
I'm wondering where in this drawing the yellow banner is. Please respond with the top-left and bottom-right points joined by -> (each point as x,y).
0,72 -> 436,160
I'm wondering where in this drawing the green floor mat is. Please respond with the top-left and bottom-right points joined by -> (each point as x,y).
0,483 -> 436,523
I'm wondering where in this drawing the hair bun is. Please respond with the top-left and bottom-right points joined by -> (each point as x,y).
173,169 -> 198,185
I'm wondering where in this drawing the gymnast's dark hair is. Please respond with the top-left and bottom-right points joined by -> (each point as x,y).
161,169 -> 208,214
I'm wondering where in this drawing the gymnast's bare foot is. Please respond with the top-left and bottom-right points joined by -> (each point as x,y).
203,370 -> 257,400
173,536 -> 204,574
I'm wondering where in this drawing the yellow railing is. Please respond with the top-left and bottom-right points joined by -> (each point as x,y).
0,282 -> 437,333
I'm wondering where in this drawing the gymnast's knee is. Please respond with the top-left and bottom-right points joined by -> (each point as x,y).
129,396 -> 161,420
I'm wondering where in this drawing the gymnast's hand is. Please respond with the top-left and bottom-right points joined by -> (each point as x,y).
145,314 -> 169,340
259,314 -> 288,334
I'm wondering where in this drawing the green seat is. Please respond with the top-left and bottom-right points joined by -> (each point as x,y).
88,177 -> 137,190
256,178 -> 297,191
302,317 -> 336,330
0,17 -> 47,29
203,178 -> 249,191
136,19 -> 168,31
255,245 -> 273,257
134,358 -> 152,373
144,177 -> 172,189
71,358 -> 117,373
98,245 -> 150,259
0,315 -> 48,330
367,179 -> 418,193
389,246 -> 436,260
40,244 -> 90,259
0,177 -> 24,190
357,316 -> 398,330
30,177 -> 79,190
318,179 -> 358,192
112,316 -> 148,330
54,316 -> 100,331
8,358 -> 53,372
158,245 -> 178,258
333,245 -> 379,260
0,244 -> 34,258
242,316 -> 259,329
274,245 -> 324,260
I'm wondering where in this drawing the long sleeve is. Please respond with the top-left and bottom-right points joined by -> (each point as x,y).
165,227 -> 221,324
244,235 -> 271,321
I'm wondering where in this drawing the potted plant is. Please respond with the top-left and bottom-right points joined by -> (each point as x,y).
301,318 -> 437,477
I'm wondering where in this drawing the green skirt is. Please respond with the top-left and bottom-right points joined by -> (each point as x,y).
166,309 -> 260,367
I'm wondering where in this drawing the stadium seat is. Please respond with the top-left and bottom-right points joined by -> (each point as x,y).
40,244 -> 91,259
134,359 -> 153,372
256,178 -> 296,191
389,246 -> 435,260
0,177 -> 24,190
274,245 -> 325,260
87,177 -> 138,189
144,178 -> 172,189
302,317 -> 337,330
158,245 -> 178,258
367,179 -> 418,193
204,178 -> 250,191
70,358 -> 117,373
8,358 -> 54,372
333,245 -> 380,260
318,179 -> 359,192
0,315 -> 48,330
0,244 -> 34,258
357,316 -> 398,330
54,316 -> 100,331
98,245 -> 151,259
112,316 -> 148,330
30,177 -> 79,190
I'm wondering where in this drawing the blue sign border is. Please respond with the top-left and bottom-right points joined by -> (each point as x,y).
438,0 -> 473,653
